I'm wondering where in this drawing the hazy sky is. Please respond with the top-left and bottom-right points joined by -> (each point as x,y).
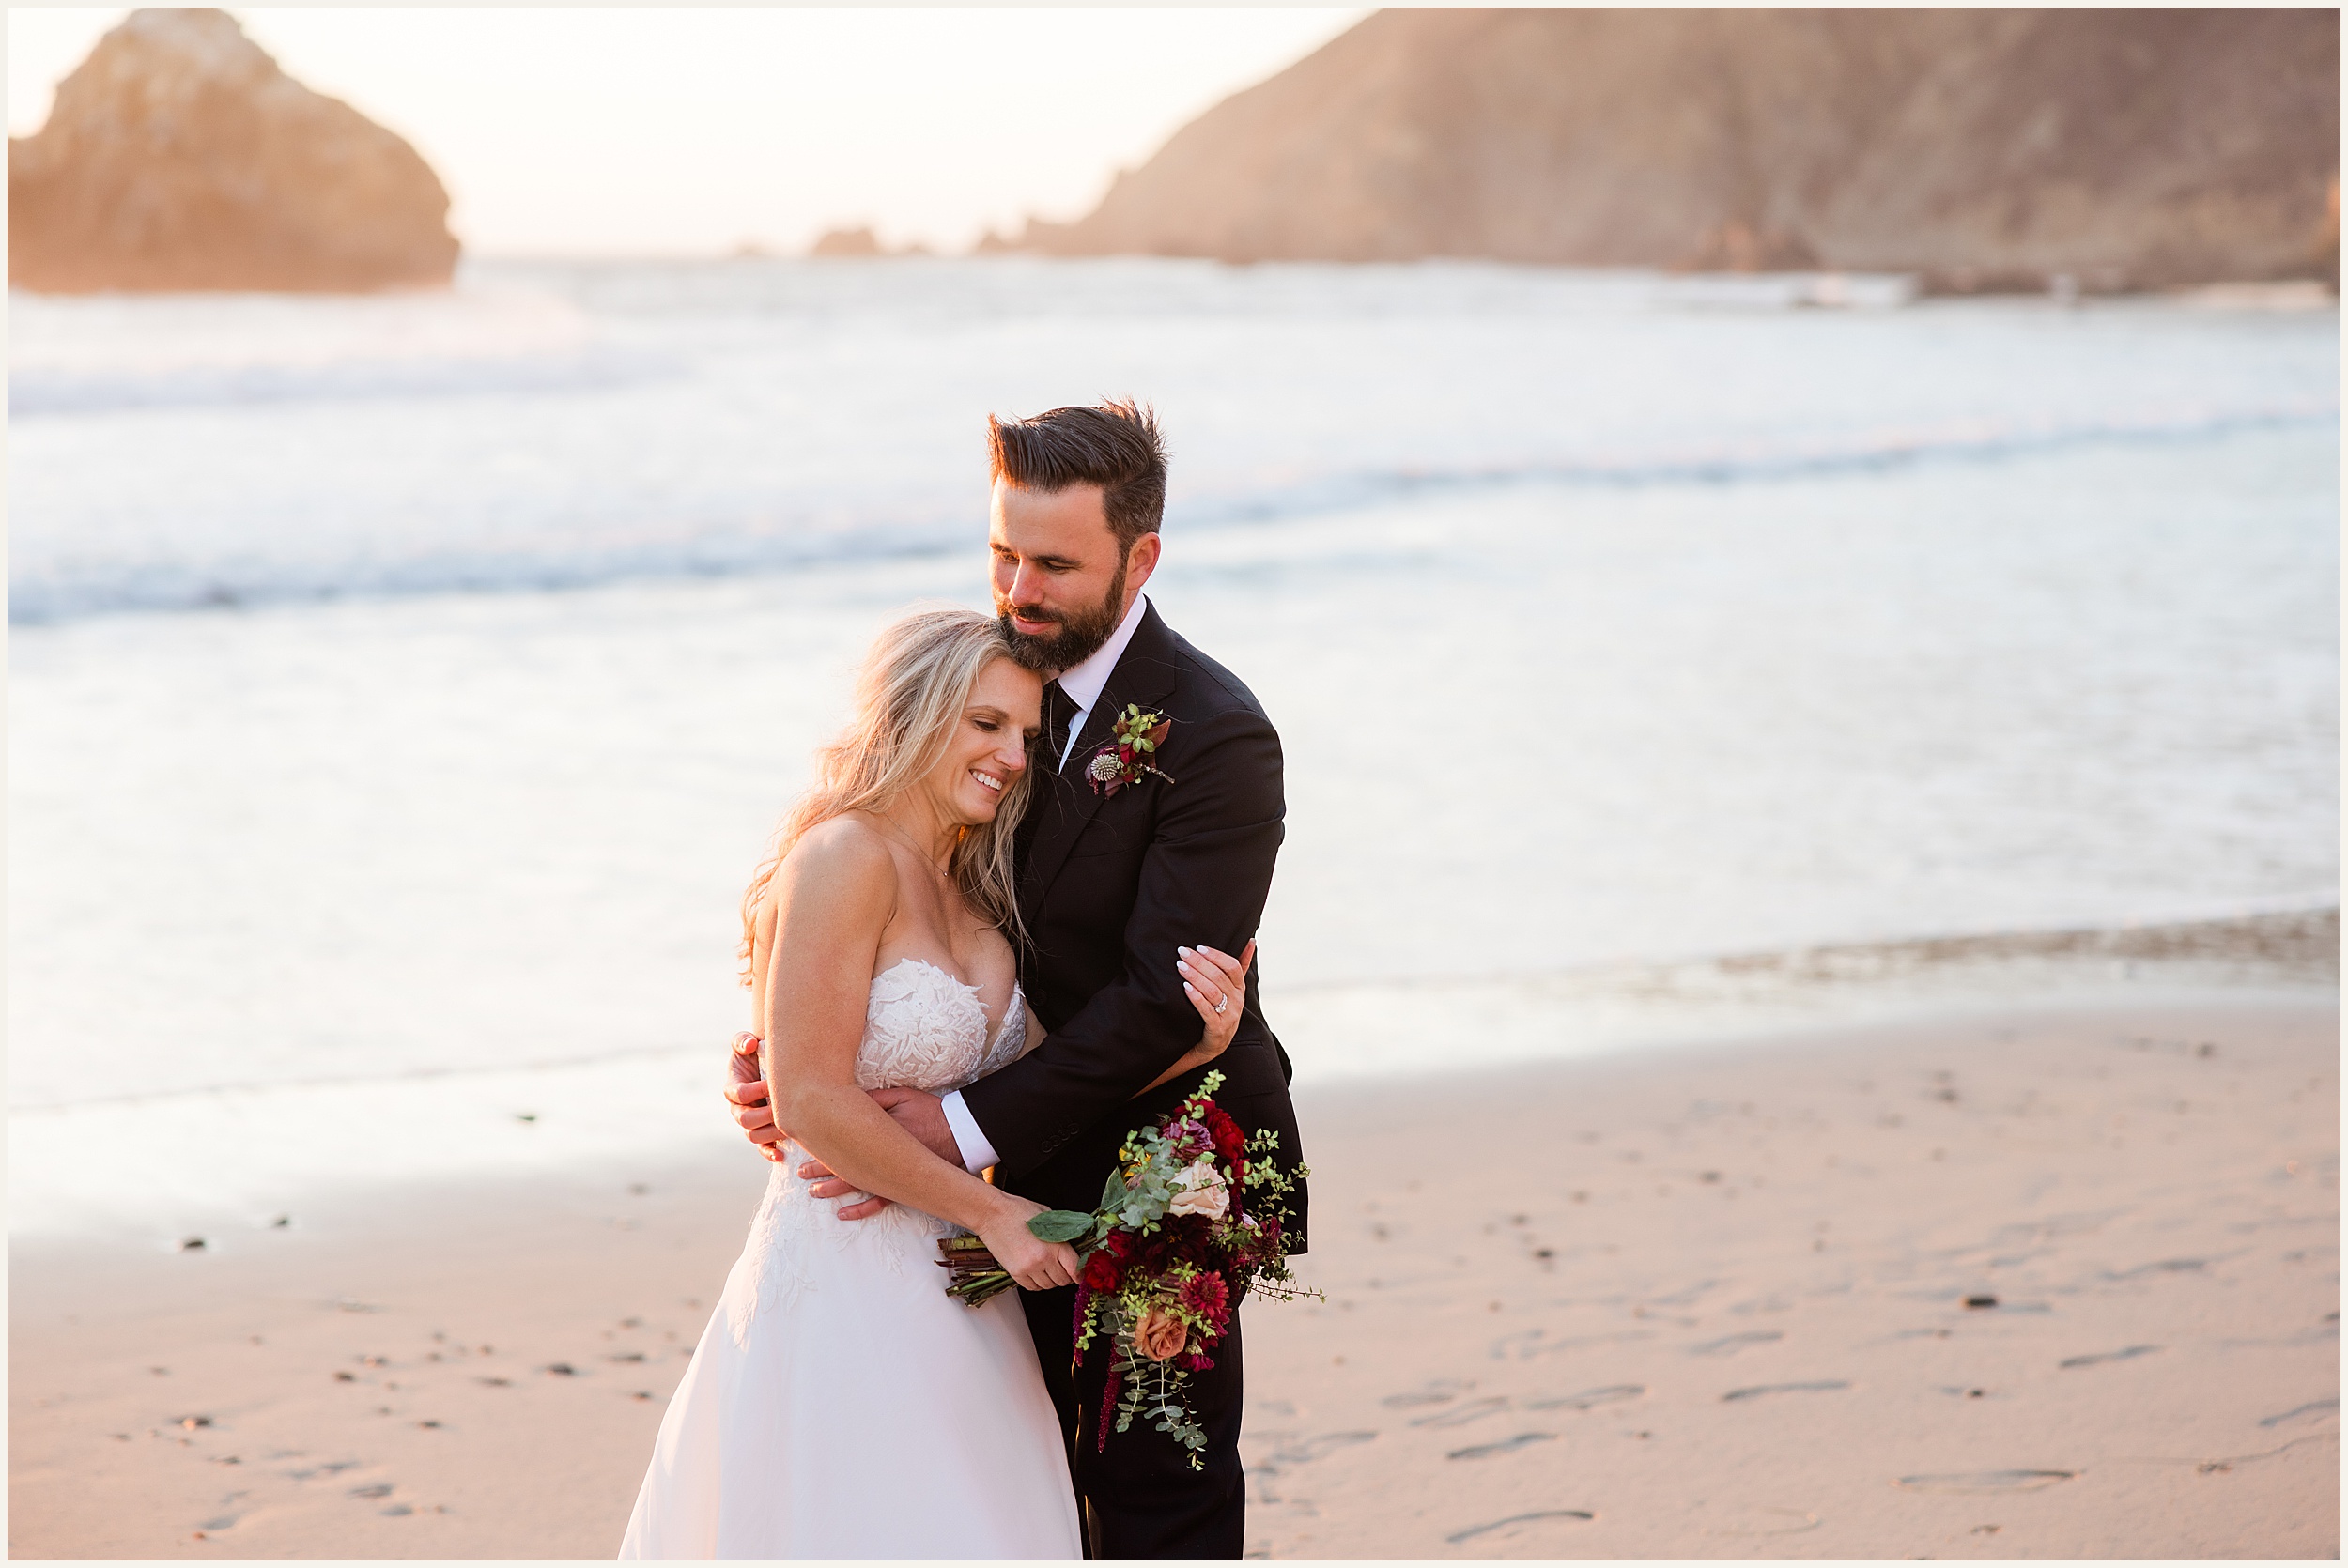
7,7 -> 1366,255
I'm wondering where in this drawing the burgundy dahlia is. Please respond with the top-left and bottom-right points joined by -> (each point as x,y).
1178,1269 -> 1231,1328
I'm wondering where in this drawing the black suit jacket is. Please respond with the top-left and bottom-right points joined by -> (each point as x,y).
961,603 -> 1308,1253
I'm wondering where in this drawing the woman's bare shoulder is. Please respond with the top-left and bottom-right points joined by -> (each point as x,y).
775,814 -> 898,910
765,822 -> 892,944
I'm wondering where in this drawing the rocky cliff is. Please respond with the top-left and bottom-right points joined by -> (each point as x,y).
9,8 -> 457,293
1012,8 -> 2340,290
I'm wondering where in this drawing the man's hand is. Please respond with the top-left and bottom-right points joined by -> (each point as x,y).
723,1031 -> 893,1220
724,1033 -> 785,1162
871,1087 -> 959,1166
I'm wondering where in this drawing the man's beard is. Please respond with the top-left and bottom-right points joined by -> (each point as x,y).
996,557 -> 1127,673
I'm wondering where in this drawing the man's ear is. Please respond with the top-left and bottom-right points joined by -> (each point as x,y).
1124,531 -> 1163,595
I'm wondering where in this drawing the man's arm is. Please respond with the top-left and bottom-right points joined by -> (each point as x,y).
958,703 -> 1284,1174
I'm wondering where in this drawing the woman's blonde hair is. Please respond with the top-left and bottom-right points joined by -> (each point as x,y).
738,607 -> 1034,980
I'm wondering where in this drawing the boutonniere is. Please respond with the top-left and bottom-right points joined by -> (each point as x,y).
1084,704 -> 1177,797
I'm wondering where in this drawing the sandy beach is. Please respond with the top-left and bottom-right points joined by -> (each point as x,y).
9,995 -> 2336,1560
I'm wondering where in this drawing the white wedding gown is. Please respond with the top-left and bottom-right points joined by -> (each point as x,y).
618,958 -> 1082,1560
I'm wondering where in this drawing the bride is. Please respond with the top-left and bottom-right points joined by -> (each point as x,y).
619,607 -> 1251,1560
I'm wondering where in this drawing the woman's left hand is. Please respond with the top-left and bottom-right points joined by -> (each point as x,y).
1179,940 -> 1257,1057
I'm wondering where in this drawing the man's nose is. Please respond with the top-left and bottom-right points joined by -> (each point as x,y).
1009,561 -> 1049,608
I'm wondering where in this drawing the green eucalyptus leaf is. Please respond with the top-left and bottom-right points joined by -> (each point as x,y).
1027,1209 -> 1097,1243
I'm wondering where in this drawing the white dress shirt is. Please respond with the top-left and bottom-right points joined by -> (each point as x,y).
939,591 -> 1151,1174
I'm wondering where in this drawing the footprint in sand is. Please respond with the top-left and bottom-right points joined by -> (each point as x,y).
1265,1431 -> 1378,1467
1701,1506 -> 1822,1536
1895,1469 -> 2074,1494
1489,1328 -> 1654,1361
2105,1257 -> 2211,1281
1380,1378 -> 1473,1409
2191,1433 -> 2340,1473
1446,1432 -> 1556,1460
1691,1330 -> 1783,1356
2259,1399 -> 2339,1428
1522,1384 -> 1644,1412
348,1483 -> 394,1499
1408,1396 -> 1509,1429
2059,1345 -> 2160,1369
1722,1380 -> 1849,1402
1444,1509 -> 1593,1545
283,1460 -> 360,1482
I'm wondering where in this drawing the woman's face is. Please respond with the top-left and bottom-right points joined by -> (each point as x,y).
929,656 -> 1043,827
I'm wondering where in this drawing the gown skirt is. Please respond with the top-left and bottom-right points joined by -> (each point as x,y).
617,1153 -> 1084,1560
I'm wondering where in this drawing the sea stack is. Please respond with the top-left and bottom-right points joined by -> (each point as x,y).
1010,8 -> 2340,291
8,8 -> 458,293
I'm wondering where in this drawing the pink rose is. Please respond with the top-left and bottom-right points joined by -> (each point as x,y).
1167,1157 -> 1229,1220
1134,1307 -> 1189,1362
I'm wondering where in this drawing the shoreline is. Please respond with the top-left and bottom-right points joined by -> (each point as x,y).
10,996 -> 2339,1558
12,907 -> 2336,1247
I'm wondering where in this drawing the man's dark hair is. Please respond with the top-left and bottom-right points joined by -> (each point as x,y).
987,399 -> 1167,553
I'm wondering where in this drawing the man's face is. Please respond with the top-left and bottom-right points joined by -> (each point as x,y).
989,479 -> 1157,672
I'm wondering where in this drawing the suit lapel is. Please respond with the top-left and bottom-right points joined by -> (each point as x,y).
1021,605 -> 1182,906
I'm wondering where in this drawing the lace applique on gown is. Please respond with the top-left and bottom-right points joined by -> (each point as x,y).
618,959 -> 1077,1560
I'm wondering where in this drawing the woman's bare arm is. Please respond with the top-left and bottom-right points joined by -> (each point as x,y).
760,821 -> 1076,1288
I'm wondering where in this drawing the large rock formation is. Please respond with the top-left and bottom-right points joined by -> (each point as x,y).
9,8 -> 457,293
1012,8 -> 2340,290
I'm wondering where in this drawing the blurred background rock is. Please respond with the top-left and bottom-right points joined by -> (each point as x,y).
8,8 -> 455,293
1004,8 -> 2340,294
10,8 -> 2338,296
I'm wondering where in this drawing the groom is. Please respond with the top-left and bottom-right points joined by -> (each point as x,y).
726,400 -> 1306,1559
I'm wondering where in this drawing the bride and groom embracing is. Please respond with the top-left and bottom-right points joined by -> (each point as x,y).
620,401 -> 1309,1560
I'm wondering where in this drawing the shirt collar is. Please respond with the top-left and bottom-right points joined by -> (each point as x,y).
1056,591 -> 1150,715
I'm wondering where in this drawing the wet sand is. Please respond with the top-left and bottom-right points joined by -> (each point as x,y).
8,997 -> 2337,1559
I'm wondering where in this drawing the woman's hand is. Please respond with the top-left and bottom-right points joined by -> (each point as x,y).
1179,940 -> 1256,1059
974,1196 -> 1083,1292
1137,940 -> 1258,1095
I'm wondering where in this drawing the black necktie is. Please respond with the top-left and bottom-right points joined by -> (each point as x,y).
1042,680 -> 1078,770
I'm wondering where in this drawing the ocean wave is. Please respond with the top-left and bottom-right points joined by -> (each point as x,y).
9,399 -> 2333,625
7,515 -> 972,625
8,347 -> 671,416
1184,402 -> 2340,520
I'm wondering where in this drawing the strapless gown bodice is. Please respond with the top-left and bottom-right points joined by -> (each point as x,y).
851,955 -> 1028,1091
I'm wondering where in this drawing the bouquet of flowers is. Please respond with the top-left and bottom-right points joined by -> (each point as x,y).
938,1070 -> 1313,1467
